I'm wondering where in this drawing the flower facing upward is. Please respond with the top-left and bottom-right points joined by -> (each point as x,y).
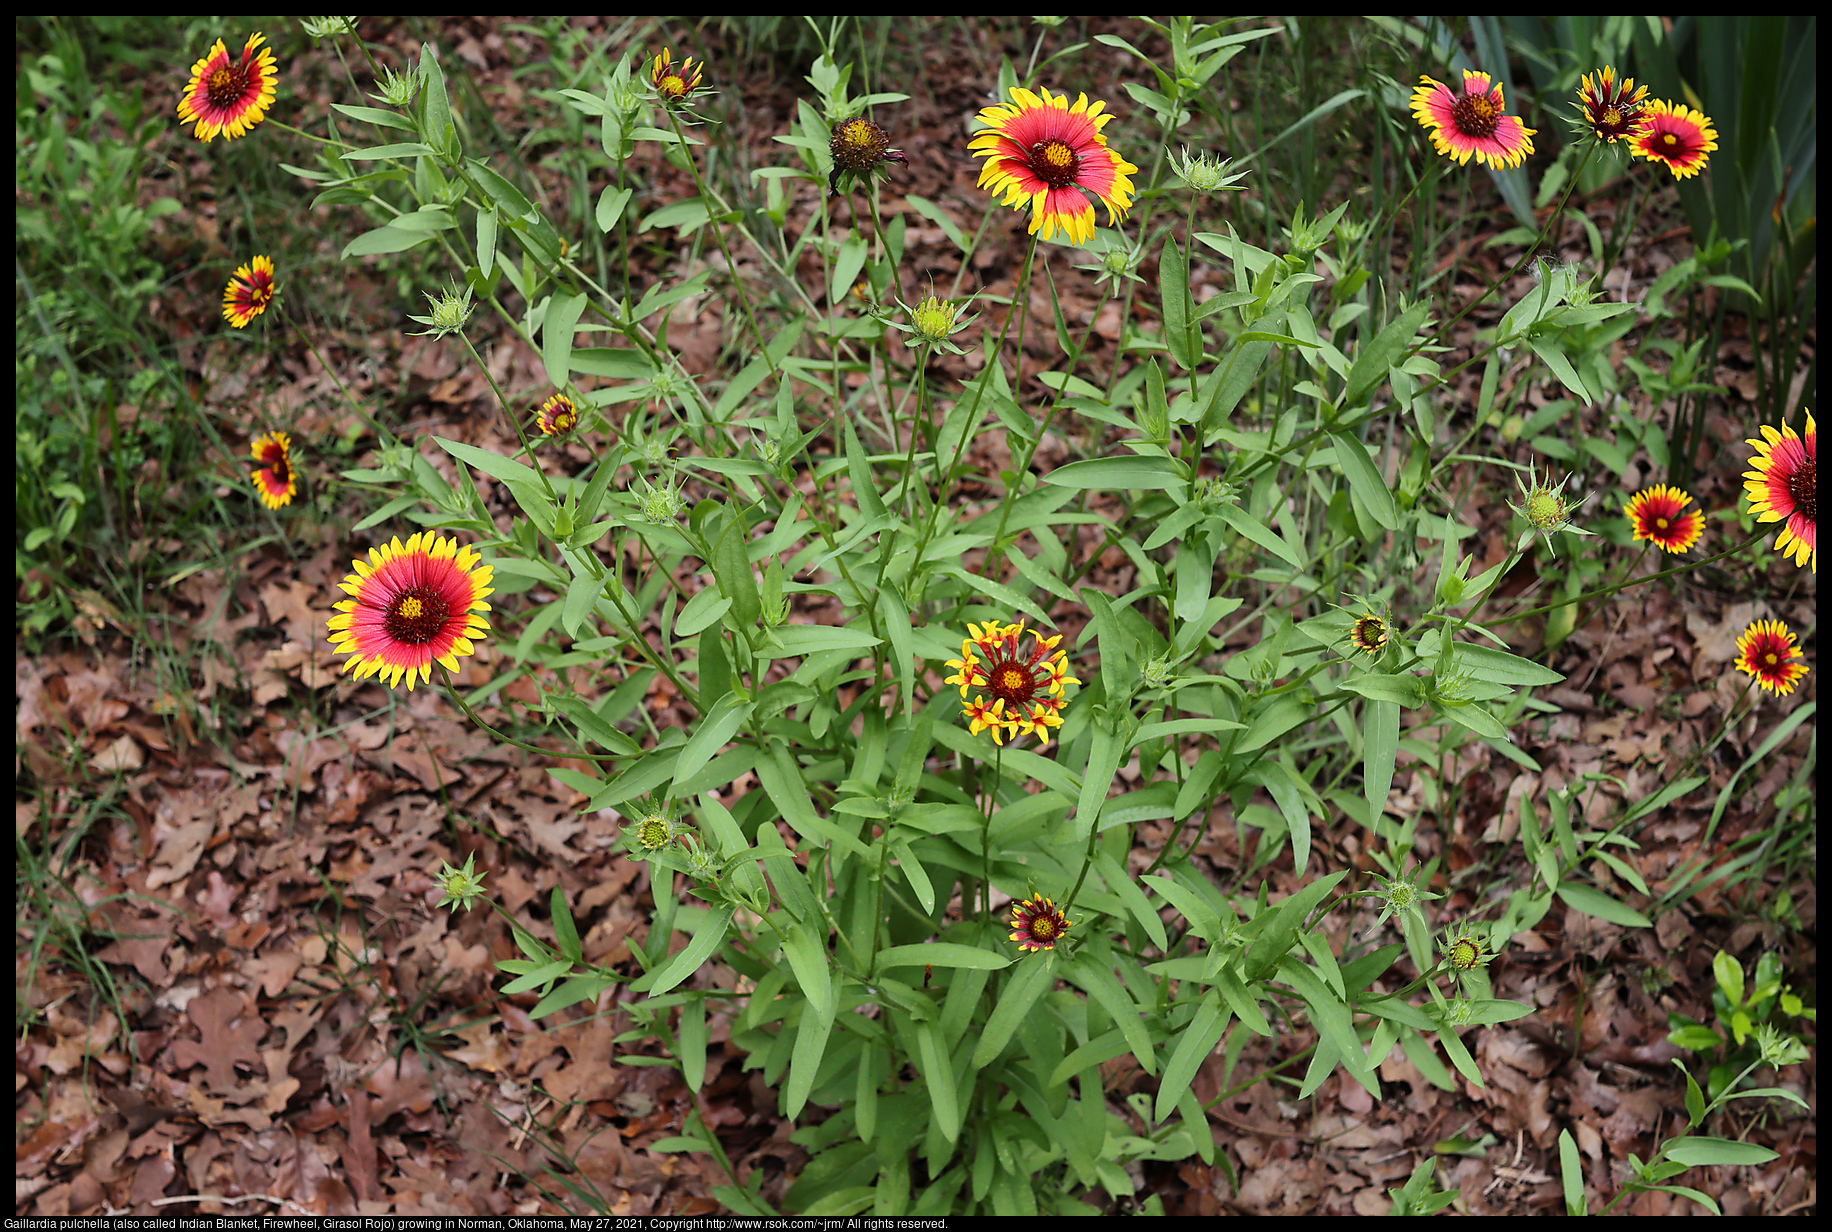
1629,100 -> 1717,179
969,86 -> 1138,246
944,619 -> 1080,747
249,431 -> 297,510
1009,893 -> 1072,952
223,255 -> 277,328
1573,66 -> 1649,144
177,31 -> 278,142
649,47 -> 704,105
828,117 -> 908,194
1624,484 -> 1705,554
1410,70 -> 1537,170
327,533 -> 494,690
537,393 -> 579,437
1743,411 -> 1816,572
1735,620 -> 1809,697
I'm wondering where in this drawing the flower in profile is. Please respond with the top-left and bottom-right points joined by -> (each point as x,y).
1743,411 -> 1816,572
944,619 -> 1080,748
828,117 -> 908,195
1573,66 -> 1649,144
1630,100 -> 1717,179
327,533 -> 494,690
649,47 -> 704,106
1009,893 -> 1072,952
1735,620 -> 1809,697
249,431 -> 297,510
1168,146 -> 1249,196
1624,484 -> 1705,554
177,31 -> 278,143
969,86 -> 1138,246
223,255 -> 277,328
1409,70 -> 1536,170
1509,462 -> 1594,557
1349,613 -> 1390,656
537,393 -> 579,437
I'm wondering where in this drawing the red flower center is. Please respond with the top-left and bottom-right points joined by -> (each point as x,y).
1028,139 -> 1081,189
1451,93 -> 1500,138
986,657 -> 1040,708
268,454 -> 290,485
1788,459 -> 1815,519
385,589 -> 452,645
207,60 -> 252,109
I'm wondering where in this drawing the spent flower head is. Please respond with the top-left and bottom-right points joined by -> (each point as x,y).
828,117 -> 908,195
1509,461 -> 1594,557
623,797 -> 682,857
433,852 -> 487,915
1169,146 -> 1249,196
633,475 -> 686,525
410,279 -> 475,338
891,290 -> 978,353
301,16 -> 359,39
373,66 -> 418,108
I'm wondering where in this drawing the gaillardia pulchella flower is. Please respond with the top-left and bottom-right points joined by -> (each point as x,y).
1410,70 -> 1536,170
1735,620 -> 1809,697
969,86 -> 1138,247
1629,100 -> 1717,179
944,619 -> 1080,747
249,431 -> 297,510
223,255 -> 277,328
1624,484 -> 1705,554
177,32 -> 279,143
1009,893 -> 1072,952
649,47 -> 704,106
1349,612 -> 1390,655
327,533 -> 494,690
1743,410 -> 1816,572
1573,66 -> 1649,145
828,117 -> 907,195
537,393 -> 579,437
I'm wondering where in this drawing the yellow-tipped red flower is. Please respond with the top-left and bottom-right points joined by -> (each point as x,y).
327,533 -> 494,691
1009,893 -> 1072,952
223,255 -> 277,328
249,431 -> 296,510
1743,411 -> 1816,572
1410,70 -> 1536,170
1735,620 -> 1808,697
1624,485 -> 1704,554
177,31 -> 278,143
1630,100 -> 1717,179
944,619 -> 1079,748
969,86 -> 1138,246
649,47 -> 704,105
1574,66 -> 1649,144
537,393 -> 579,437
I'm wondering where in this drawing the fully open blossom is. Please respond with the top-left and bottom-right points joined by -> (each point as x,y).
1630,100 -> 1717,179
327,533 -> 494,690
944,619 -> 1079,747
1625,484 -> 1705,553
969,86 -> 1138,246
1743,411 -> 1816,571
1009,893 -> 1072,952
249,431 -> 296,510
223,255 -> 277,328
177,32 -> 278,143
1410,70 -> 1536,170
1735,620 -> 1809,697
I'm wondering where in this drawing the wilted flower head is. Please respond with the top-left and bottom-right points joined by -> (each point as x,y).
828,117 -> 908,195
1349,612 -> 1390,656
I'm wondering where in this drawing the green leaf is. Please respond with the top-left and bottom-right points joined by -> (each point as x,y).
786,993 -> 835,1120
1155,990 -> 1230,1121
1066,951 -> 1156,1076
1556,883 -> 1652,928
549,885 -> 582,963
1160,239 -> 1198,370
1662,1137 -> 1779,1167
672,693 -> 753,791
711,509 -> 762,630
1041,454 -> 1188,491
1365,699 -> 1398,819
1211,501 -> 1304,570
1328,432 -> 1398,529
972,952 -> 1055,1067
1558,1129 -> 1586,1215
341,222 -> 438,258
1343,299 -> 1431,410
595,185 -> 633,233
877,943 -> 1007,972
642,906 -> 734,996
542,291 -> 587,389
915,1018 -> 961,1141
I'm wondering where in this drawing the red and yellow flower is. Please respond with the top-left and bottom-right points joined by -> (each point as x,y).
327,533 -> 494,691
1734,620 -> 1809,697
177,31 -> 278,143
1574,66 -> 1649,144
649,47 -> 704,105
1630,100 -> 1717,179
1624,484 -> 1705,554
969,86 -> 1138,246
1009,893 -> 1072,952
537,393 -> 579,437
1743,411 -> 1816,571
944,619 -> 1079,748
223,255 -> 277,328
1410,70 -> 1536,170
249,431 -> 297,510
